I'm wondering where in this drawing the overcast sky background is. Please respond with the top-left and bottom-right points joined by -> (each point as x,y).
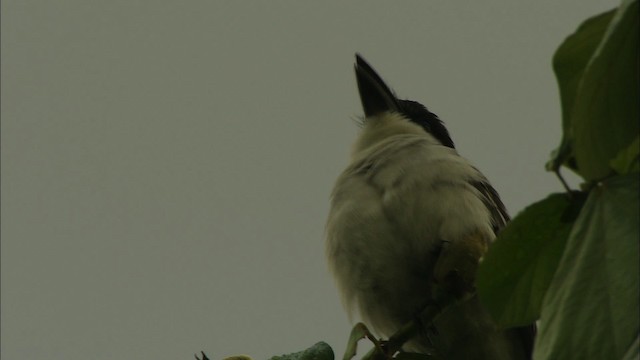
2,1 -> 618,359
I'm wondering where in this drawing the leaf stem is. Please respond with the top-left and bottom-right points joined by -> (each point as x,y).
555,168 -> 573,195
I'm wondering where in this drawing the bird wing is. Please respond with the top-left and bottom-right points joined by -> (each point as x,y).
470,179 -> 536,359
470,179 -> 510,235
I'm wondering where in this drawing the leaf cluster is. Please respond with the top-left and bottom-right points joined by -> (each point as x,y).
478,1 -> 639,359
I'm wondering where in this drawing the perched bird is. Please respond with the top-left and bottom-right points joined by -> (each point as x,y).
326,54 -> 534,359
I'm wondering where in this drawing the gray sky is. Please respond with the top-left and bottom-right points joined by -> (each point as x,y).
2,1 -> 617,359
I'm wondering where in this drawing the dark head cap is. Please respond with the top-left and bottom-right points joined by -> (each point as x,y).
354,54 -> 455,149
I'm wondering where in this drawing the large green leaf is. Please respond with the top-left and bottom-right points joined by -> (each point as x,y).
477,193 -> 586,327
572,0 -> 639,180
622,336 -> 639,360
534,174 -> 640,360
548,0 -> 639,180
547,9 -> 615,174
610,135 -> 640,175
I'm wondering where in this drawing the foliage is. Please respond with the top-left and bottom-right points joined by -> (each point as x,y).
268,342 -> 335,360
476,192 -> 587,326
534,175 -> 639,359
478,1 -> 639,359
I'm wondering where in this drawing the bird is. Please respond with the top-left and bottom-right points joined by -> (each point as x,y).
326,54 -> 534,359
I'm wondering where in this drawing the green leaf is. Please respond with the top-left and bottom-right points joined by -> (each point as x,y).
534,174 -> 640,360
548,0 -> 639,180
269,342 -> 335,360
610,135 -> 640,175
343,323 -> 370,360
477,193 -> 587,327
622,336 -> 639,360
547,8 -> 615,174
572,0 -> 639,180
